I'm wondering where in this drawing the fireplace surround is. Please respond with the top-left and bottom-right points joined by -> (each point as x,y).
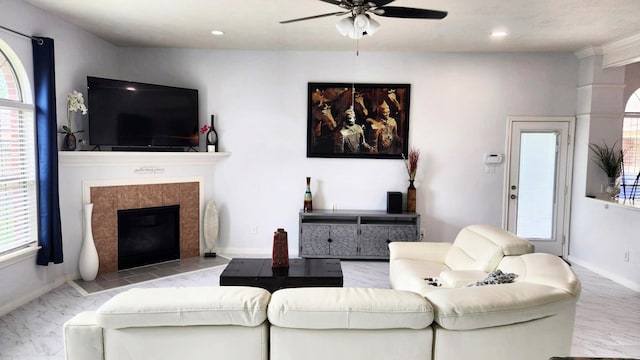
86,180 -> 201,275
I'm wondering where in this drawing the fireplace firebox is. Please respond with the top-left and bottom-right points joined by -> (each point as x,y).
117,205 -> 180,270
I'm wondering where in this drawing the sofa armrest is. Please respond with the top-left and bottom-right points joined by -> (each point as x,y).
389,241 -> 452,262
424,282 -> 578,331
96,286 -> 270,329
63,311 -> 104,360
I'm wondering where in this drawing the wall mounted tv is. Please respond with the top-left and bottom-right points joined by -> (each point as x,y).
87,76 -> 199,150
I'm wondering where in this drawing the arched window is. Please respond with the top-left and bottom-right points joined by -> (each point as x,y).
621,89 -> 640,200
0,40 -> 37,255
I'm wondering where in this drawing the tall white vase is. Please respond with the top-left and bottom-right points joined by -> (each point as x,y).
203,200 -> 219,254
79,203 -> 99,281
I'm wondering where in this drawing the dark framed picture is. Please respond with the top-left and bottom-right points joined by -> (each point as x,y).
307,82 -> 411,159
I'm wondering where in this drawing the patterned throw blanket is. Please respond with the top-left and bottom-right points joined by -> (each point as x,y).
467,269 -> 518,287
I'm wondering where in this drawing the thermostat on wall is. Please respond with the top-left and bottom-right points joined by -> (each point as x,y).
484,153 -> 504,164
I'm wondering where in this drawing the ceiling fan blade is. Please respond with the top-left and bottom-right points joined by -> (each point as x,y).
369,0 -> 396,6
376,6 -> 447,19
316,0 -> 344,6
280,11 -> 350,24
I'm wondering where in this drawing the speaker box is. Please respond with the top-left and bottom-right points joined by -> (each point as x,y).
387,191 -> 403,214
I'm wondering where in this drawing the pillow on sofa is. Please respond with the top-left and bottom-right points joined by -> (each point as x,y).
467,269 -> 518,287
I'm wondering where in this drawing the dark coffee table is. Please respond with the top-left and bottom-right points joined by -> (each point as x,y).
219,258 -> 343,292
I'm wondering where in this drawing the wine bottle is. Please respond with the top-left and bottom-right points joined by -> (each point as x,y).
207,115 -> 218,152
303,177 -> 313,212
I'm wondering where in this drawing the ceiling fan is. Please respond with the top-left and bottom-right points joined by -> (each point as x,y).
280,0 -> 447,39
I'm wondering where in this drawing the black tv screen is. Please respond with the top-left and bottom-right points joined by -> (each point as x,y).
87,77 -> 199,148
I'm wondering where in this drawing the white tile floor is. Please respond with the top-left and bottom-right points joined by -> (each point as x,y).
0,260 -> 638,359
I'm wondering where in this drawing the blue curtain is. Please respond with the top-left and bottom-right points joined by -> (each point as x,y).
32,37 -> 63,265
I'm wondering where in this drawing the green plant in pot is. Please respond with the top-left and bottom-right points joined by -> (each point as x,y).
59,90 -> 87,151
589,140 -> 623,198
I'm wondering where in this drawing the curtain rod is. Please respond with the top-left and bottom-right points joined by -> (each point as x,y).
0,25 -> 44,45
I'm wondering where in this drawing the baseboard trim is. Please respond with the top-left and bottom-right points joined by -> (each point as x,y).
0,273 -> 75,317
567,255 -> 640,292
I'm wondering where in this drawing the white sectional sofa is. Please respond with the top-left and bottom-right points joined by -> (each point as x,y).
64,224 -> 581,360
389,224 -> 582,360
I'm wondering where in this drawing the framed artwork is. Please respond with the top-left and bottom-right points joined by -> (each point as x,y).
307,82 -> 411,159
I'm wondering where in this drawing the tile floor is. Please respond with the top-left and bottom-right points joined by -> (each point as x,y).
69,255 -> 229,295
0,258 -> 638,359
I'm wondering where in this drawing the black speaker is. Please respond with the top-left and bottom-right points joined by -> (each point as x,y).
387,192 -> 403,214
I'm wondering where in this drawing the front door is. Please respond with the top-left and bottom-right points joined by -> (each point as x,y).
504,117 -> 575,256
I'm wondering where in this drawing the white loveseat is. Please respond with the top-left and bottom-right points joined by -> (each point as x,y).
389,224 -> 582,360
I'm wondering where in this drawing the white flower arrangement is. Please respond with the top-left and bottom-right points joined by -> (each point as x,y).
60,90 -> 88,135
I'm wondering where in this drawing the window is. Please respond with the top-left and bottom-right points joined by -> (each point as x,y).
621,89 -> 640,200
0,43 -> 37,255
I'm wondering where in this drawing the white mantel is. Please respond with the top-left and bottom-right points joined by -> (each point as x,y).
58,151 -> 231,167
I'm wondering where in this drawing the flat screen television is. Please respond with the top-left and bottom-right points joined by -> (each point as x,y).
87,76 -> 199,150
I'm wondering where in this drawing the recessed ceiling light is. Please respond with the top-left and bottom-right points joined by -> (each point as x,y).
490,31 -> 508,38
211,30 -> 225,36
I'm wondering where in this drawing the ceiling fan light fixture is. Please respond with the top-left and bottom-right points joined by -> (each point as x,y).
336,14 -> 380,39
365,16 -> 381,35
354,14 -> 370,30
336,17 -> 354,37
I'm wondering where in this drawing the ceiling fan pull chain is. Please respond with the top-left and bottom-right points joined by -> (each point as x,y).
351,36 -> 359,110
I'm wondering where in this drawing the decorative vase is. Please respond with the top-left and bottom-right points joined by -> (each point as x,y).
407,179 -> 416,213
272,228 -> 289,268
79,203 -> 99,281
62,133 -> 77,151
203,200 -> 219,257
606,177 -> 620,199
303,177 -> 313,212
207,115 -> 218,152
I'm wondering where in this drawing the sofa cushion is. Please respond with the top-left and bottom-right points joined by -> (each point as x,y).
424,253 -> 580,331
498,253 -> 581,295
96,286 -> 270,329
445,224 -> 534,272
390,258 -> 450,292
439,270 -> 488,288
268,287 -> 433,330
425,282 -> 578,330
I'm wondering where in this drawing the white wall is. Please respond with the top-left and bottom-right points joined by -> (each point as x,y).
114,48 -> 578,254
0,0 -> 119,315
569,55 -> 640,291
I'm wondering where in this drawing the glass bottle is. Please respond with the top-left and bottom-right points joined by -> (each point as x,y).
304,177 -> 313,212
207,115 -> 218,152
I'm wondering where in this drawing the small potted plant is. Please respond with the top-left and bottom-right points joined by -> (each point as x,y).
59,90 -> 88,151
589,140 -> 623,198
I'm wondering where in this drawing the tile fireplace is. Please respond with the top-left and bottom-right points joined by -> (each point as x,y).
88,181 -> 200,275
